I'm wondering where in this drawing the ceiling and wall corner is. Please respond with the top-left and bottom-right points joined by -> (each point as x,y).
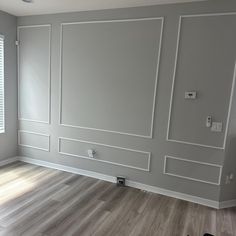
0,0 -> 207,16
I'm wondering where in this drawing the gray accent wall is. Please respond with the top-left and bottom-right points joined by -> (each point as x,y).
220,78 -> 236,202
0,11 -> 17,161
18,25 -> 51,123
60,19 -> 162,138
18,131 -> 50,152
168,14 -> 236,148
17,0 -> 236,202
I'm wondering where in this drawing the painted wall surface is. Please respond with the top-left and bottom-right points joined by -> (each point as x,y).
168,14 -> 236,149
220,78 -> 236,202
18,25 -> 51,123
60,19 -> 162,138
17,0 -> 236,202
0,11 -> 17,161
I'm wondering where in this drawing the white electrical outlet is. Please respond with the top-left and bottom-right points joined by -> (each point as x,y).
88,149 -> 96,158
211,122 -> 223,132
229,173 -> 234,181
225,173 -> 234,184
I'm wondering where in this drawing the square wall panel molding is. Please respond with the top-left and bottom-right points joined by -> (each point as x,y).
164,155 -> 222,186
167,13 -> 236,149
59,18 -> 164,138
18,24 -> 51,124
58,137 -> 151,172
18,130 -> 50,152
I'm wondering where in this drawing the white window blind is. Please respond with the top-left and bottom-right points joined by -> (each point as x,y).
0,35 -> 4,133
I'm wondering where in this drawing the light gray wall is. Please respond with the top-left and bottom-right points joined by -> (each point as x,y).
18,25 -> 51,123
17,0 -> 236,202
219,80 -> 236,202
60,19 -> 162,138
0,10 -> 17,161
168,14 -> 236,148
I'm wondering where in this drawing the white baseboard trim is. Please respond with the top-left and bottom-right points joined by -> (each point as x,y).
19,156 -> 116,183
0,156 -> 19,167
2,156 -> 235,209
219,199 -> 236,209
126,180 -> 220,209
18,156 -> 222,209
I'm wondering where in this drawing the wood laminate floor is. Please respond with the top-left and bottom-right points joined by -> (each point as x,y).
0,162 -> 235,236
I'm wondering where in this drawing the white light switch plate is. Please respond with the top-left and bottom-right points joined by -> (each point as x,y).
211,122 -> 223,132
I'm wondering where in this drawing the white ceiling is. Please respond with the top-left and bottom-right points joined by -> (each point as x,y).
0,0 -> 207,16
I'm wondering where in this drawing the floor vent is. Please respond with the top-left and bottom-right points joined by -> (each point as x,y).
116,176 -> 126,186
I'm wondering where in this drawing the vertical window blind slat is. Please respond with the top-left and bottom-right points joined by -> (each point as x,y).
0,35 -> 4,132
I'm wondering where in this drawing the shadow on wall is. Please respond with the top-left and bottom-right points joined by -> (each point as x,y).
220,135 -> 236,201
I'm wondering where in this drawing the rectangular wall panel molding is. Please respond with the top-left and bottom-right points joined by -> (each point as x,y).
58,137 -> 151,171
164,155 -> 222,185
59,18 -> 164,138
167,13 -> 236,149
18,130 -> 50,152
18,24 -> 51,124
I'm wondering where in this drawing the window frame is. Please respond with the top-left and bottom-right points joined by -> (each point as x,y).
0,34 -> 5,133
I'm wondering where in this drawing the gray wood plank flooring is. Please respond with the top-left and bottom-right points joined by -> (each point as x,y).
0,162 -> 235,236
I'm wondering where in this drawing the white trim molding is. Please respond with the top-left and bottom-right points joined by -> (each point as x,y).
58,137 -> 151,172
19,156 -> 220,209
1,156 -> 235,209
17,24 -> 52,124
166,12 -> 236,149
0,157 -> 19,167
0,34 -> 5,134
164,155 -> 222,186
59,17 -> 164,139
18,130 -> 50,152
219,199 -> 236,209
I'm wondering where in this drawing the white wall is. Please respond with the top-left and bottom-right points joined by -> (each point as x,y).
0,10 -> 17,161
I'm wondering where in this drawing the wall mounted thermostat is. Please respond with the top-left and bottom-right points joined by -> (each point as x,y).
184,91 -> 197,99
88,149 -> 96,158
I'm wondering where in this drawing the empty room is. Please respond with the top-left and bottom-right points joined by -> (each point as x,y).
0,0 -> 236,235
